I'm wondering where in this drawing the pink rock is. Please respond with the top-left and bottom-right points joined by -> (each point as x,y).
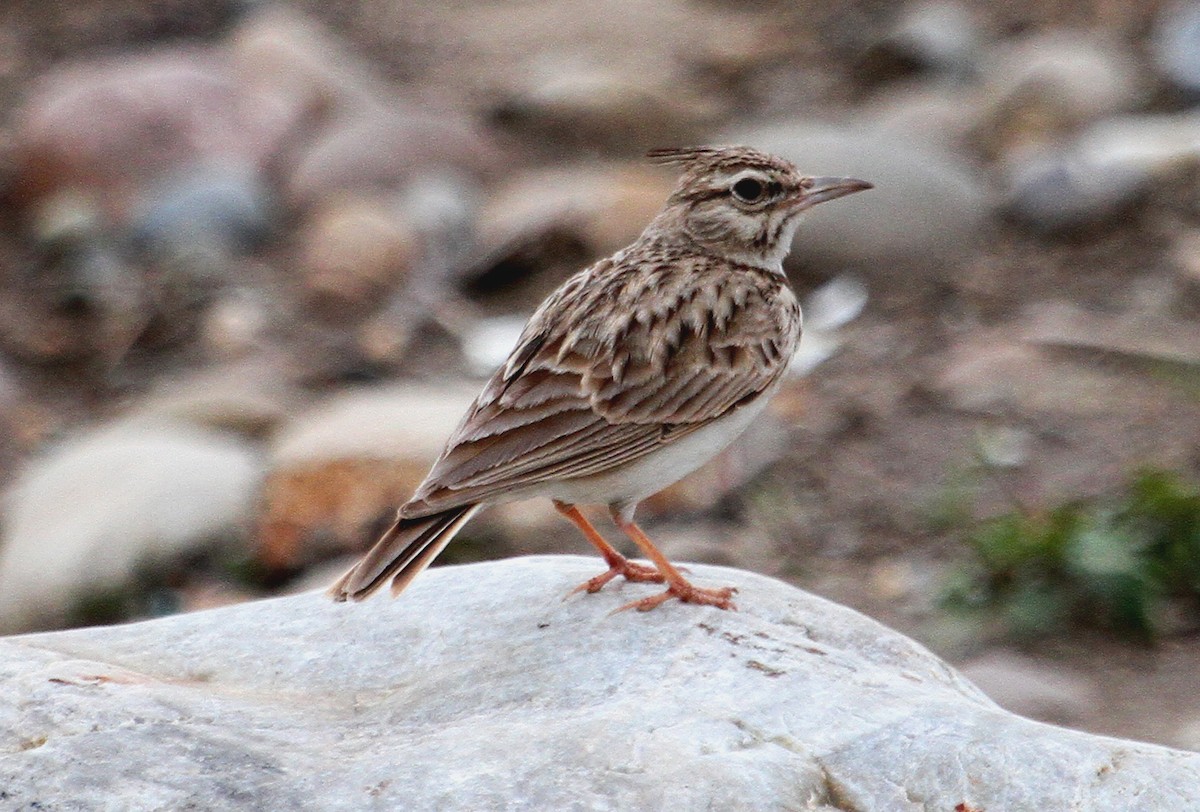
13,48 -> 276,216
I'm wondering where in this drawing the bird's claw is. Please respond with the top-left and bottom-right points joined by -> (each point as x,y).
611,583 -> 738,614
564,558 -> 665,600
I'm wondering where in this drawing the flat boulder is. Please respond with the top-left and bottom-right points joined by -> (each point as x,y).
2,556 -> 1197,810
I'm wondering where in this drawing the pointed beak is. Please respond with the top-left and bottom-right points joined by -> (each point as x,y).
792,177 -> 874,210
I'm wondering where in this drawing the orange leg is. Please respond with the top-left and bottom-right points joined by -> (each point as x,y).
554,501 -> 664,594
610,510 -> 737,612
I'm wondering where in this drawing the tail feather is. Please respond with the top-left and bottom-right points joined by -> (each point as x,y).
328,504 -> 481,602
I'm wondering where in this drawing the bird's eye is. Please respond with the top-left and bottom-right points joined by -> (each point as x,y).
731,177 -> 766,204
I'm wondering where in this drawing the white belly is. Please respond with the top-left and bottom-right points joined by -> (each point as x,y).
541,395 -> 770,510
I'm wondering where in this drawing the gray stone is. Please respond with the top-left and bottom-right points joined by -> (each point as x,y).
1003,113 -> 1200,232
1152,1 -> 1200,97
2,556 -> 1197,810
1002,147 -> 1151,232
130,165 -> 275,266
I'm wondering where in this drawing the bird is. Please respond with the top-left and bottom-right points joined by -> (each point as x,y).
329,145 -> 872,612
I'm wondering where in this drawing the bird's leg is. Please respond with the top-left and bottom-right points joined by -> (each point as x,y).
554,501 -> 664,595
609,508 -> 737,612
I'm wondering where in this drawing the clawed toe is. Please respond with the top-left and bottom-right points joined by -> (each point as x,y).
565,559 -> 665,599
613,582 -> 738,613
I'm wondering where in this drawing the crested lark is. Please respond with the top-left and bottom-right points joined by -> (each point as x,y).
330,145 -> 872,611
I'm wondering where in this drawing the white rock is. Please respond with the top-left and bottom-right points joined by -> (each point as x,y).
1,556 -> 1197,809
0,421 -> 263,633
1074,113 -> 1200,173
804,274 -> 869,332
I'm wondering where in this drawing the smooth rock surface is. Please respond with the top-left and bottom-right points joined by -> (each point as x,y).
2,556 -> 1197,810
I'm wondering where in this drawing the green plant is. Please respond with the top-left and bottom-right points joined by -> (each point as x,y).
943,469 -> 1200,639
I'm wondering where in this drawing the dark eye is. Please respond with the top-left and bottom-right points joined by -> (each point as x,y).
731,177 -> 766,203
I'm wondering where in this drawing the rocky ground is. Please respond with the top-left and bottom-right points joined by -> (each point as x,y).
0,0 -> 1199,751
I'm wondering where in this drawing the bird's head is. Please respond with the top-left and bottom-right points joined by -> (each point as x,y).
647,145 -> 872,270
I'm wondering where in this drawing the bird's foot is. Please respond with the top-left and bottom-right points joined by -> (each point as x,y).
567,557 -> 665,597
614,581 -> 738,613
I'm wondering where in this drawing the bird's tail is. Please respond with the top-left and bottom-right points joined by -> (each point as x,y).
328,504 -> 481,602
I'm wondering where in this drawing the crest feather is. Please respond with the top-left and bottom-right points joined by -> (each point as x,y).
646,146 -> 731,166
646,145 -> 794,177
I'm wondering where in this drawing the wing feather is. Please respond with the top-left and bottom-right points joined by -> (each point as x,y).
403,254 -> 801,517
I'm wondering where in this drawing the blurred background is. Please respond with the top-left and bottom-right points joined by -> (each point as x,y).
0,0 -> 1199,749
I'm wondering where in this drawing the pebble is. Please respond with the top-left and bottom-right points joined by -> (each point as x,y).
130,165 -> 275,266
491,63 -> 713,151
228,6 -> 382,129
0,420 -> 263,633
298,198 -> 419,307
476,162 -> 676,261
976,32 -> 1144,154
284,109 -> 500,213
12,49 -> 271,212
975,424 -> 1032,469
258,383 -> 478,568
1151,1 -> 1200,97
1001,147 -> 1150,233
1004,113 -> 1200,232
126,358 -> 298,436
862,80 -> 987,150
200,288 -> 273,360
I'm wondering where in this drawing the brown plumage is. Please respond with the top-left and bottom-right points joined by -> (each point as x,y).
330,145 -> 872,611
